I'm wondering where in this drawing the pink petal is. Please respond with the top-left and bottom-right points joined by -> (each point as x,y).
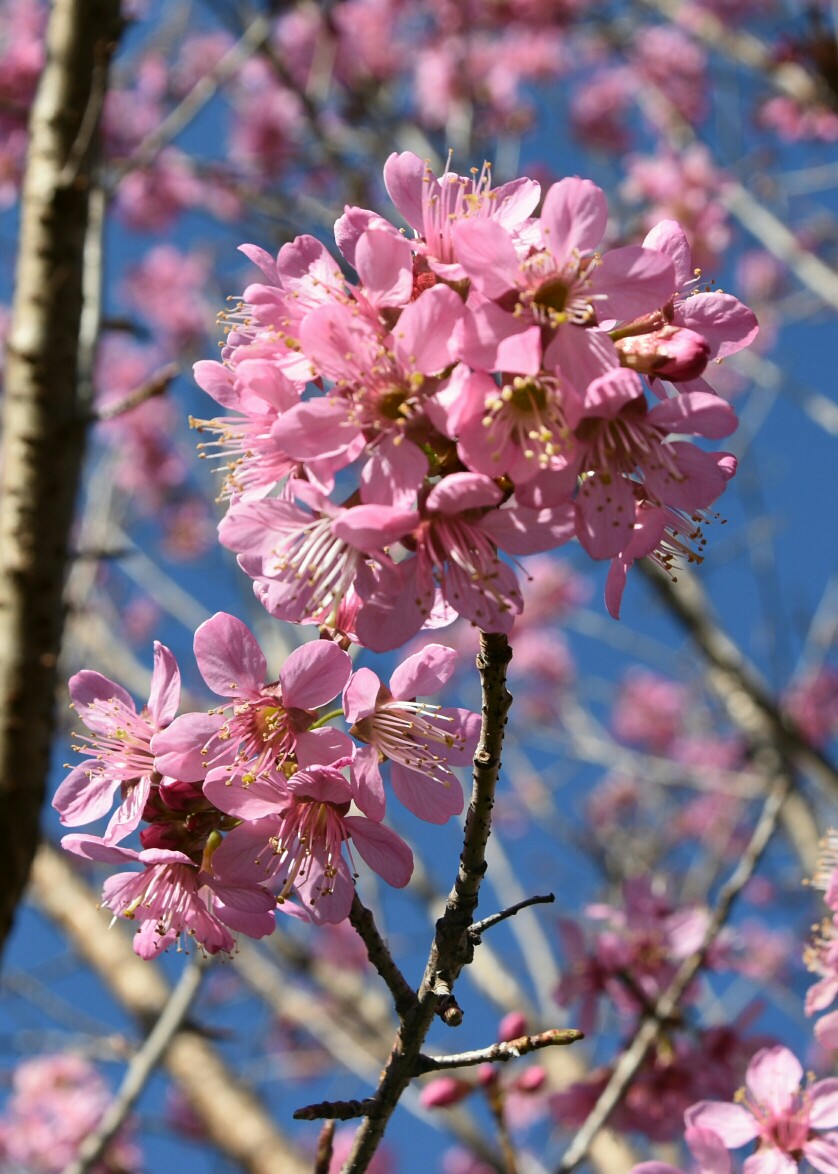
541,177 -> 608,258
344,667 -> 382,723
60,834 -> 139,864
685,1101 -> 759,1148
204,771 -> 286,820
53,763 -> 120,825
271,398 -> 360,460
743,1151 -> 797,1174
148,642 -> 180,727
649,391 -> 737,440
808,1079 -> 838,1129
193,360 -> 239,409
575,473 -> 637,559
674,291 -> 759,360
452,218 -> 522,299
333,503 -> 418,550
426,472 -> 502,514
816,1010 -> 838,1049
643,220 -> 693,289
349,743 -> 386,821
355,227 -> 413,307
238,242 -> 278,281
545,325 -> 621,390
383,151 -> 426,231
70,670 -> 135,729
390,645 -> 458,700
392,284 -> 464,374
344,816 -> 413,887
481,503 -> 575,555
391,763 -> 464,824
745,1046 -> 803,1114
590,246 -> 675,321
280,640 -> 351,709
295,727 -> 354,769
805,1135 -> 838,1174
361,436 -> 427,508
152,712 -> 226,781
194,612 -> 267,699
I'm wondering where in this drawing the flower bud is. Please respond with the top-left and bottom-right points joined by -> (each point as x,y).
498,1011 -> 528,1042
419,1077 -> 473,1109
615,325 -> 711,381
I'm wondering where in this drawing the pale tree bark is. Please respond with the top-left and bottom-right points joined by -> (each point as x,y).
0,0 -> 122,955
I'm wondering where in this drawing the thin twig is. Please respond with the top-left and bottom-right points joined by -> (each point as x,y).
63,959 -> 207,1174
470,893 -> 556,938
555,768 -> 792,1172
113,14 -> 271,179
338,631 -> 514,1171
349,894 -> 417,1019
295,1098 -> 380,1123
641,564 -> 838,796
314,1122 -> 336,1174
414,1029 -> 584,1074
94,363 -> 179,421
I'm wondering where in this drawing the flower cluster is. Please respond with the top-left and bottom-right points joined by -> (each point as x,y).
0,1053 -> 141,1174
54,618 -> 478,954
195,153 -> 756,645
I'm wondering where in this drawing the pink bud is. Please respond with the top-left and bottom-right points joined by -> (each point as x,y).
615,325 -> 711,381
514,1066 -> 546,1094
498,1011 -> 528,1042
477,1064 -> 497,1088
419,1077 -> 472,1109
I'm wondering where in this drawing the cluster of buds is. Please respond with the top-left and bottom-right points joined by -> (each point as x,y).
54,620 -> 479,955
192,152 -> 757,644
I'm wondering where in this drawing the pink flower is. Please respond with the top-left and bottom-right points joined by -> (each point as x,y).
344,644 -> 480,824
382,149 -> 541,281
0,1053 -> 141,1174
454,175 -> 675,385
152,612 -> 352,785
687,1046 -> 838,1173
53,642 -> 181,843
207,763 -> 413,924
61,835 -> 275,957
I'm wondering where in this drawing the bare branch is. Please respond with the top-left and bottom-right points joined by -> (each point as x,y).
414,1029 -> 584,1074
469,893 -> 556,939
555,767 -> 792,1172
63,958 -> 207,1174
340,631 -> 513,1171
349,895 -> 418,1019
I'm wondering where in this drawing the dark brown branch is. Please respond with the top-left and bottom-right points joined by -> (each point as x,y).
0,0 -> 122,959
469,893 -> 556,939
414,1029 -> 584,1074
349,894 -> 418,1019
294,1098 -> 380,1122
338,631 -> 514,1171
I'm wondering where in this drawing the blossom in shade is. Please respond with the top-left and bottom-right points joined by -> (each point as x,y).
53,642 -> 181,843
687,1045 -> 838,1173
344,644 -> 481,824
